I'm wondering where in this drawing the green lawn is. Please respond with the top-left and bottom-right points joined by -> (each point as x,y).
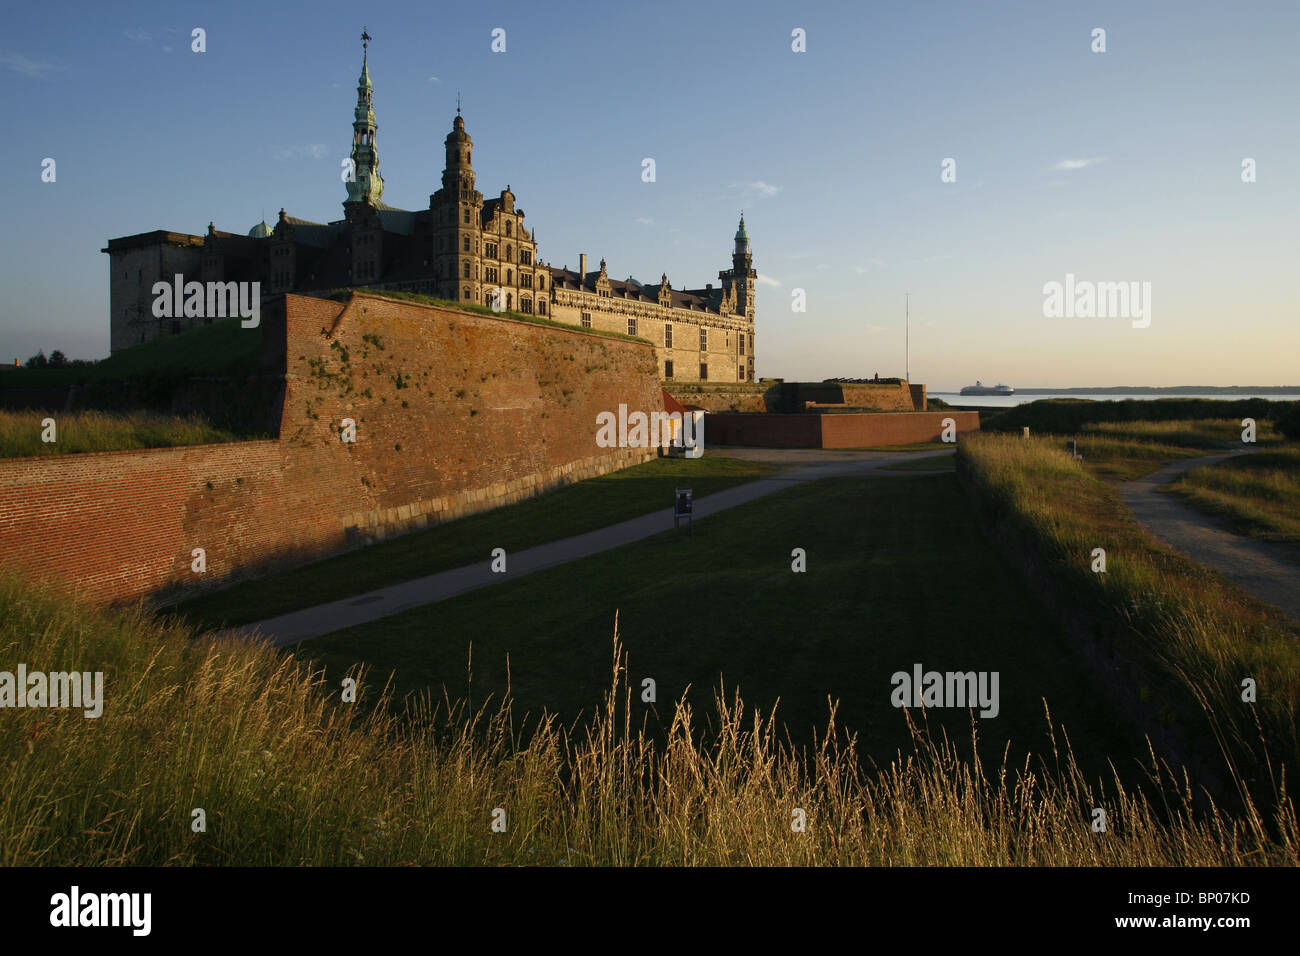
877,453 -> 956,472
294,473 -> 1143,782
172,452 -> 782,630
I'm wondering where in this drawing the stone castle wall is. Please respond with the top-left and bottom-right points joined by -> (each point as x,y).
0,293 -> 663,605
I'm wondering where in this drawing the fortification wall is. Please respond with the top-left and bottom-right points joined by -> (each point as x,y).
704,410 -> 980,448
0,293 -> 662,605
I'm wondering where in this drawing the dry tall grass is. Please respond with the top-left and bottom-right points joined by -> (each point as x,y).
0,572 -> 1294,866
957,433 -> 1300,816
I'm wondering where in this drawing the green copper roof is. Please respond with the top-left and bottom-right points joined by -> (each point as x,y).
734,214 -> 749,241
248,220 -> 274,239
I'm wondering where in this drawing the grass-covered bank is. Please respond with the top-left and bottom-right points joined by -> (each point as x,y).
0,409 -> 260,458
1164,447 -> 1300,549
981,397 -> 1296,435
957,433 -> 1300,811
2,570 -> 1294,865
172,453 -> 781,629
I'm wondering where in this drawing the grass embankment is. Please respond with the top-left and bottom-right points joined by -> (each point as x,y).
1164,447 -> 1300,548
4,568 -> 1295,865
1000,419 -> 1282,483
2,318 -> 261,388
982,397 -> 1295,435
172,453 -> 781,629
957,433 -> 1300,809
0,409 -> 258,458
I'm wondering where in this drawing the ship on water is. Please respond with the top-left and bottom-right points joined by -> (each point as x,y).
960,381 -> 1015,396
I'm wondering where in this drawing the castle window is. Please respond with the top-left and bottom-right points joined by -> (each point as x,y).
740,333 -> 746,355
506,222 -> 512,237
739,365 -> 745,381
520,250 -> 531,265
520,273 -> 532,289
664,324 -> 673,348
627,318 -> 637,336
507,269 -> 513,285
463,288 -> 470,300
463,260 -> 471,278
506,246 -> 513,262
665,360 -> 674,379
485,267 -> 498,283
507,293 -> 513,309
463,207 -> 470,224
463,236 -> 470,252
699,328 -> 707,351
699,363 -> 708,381
522,298 -> 533,314
486,242 -> 498,259
581,311 -> 591,329
538,299 -> 546,315
538,274 -> 544,290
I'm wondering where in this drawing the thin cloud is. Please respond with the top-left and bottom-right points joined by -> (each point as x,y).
122,29 -> 152,43
272,144 -> 330,161
756,274 -> 782,288
0,53 -> 56,77
731,180 -> 782,199
428,75 -> 441,83
1052,157 -> 1104,171
853,258 -> 886,274
634,217 -> 655,226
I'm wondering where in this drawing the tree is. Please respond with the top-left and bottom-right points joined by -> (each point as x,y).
26,350 -> 48,369
48,350 -> 68,368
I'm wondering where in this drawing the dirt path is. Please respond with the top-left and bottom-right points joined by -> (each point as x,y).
1118,452 -> 1300,624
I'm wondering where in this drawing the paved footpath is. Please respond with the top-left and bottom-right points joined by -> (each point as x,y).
1118,451 -> 1300,625
219,448 -> 954,647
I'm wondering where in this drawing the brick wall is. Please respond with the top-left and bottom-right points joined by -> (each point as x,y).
0,293 -> 663,605
705,411 -> 980,448
667,381 -> 922,414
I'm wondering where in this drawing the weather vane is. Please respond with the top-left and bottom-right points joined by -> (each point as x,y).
457,90 -> 462,115
361,27 -> 371,51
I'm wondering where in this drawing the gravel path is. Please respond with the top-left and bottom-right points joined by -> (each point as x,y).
218,447 -> 956,647
1118,451 -> 1300,624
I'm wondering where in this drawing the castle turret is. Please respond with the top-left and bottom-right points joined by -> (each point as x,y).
344,29 -> 385,212
431,102 -> 484,302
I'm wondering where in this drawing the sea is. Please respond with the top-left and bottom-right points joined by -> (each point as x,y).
931,391 -> 1300,409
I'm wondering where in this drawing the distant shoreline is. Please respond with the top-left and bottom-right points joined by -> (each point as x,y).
936,386 -> 1299,395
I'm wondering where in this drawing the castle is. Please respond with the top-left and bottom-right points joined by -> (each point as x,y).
103,36 -> 757,384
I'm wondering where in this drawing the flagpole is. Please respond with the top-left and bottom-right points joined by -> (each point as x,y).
905,292 -> 910,384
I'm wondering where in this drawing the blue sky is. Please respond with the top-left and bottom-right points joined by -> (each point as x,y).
3,0 -> 1297,389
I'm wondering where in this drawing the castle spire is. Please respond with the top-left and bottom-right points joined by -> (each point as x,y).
345,27 -> 385,209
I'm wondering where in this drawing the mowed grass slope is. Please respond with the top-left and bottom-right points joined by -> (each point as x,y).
295,473 -> 1143,783
173,453 -> 781,630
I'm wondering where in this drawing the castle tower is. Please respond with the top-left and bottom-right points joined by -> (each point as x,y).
344,30 -> 385,212
344,30 -> 385,287
731,213 -> 755,320
431,103 -> 484,302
